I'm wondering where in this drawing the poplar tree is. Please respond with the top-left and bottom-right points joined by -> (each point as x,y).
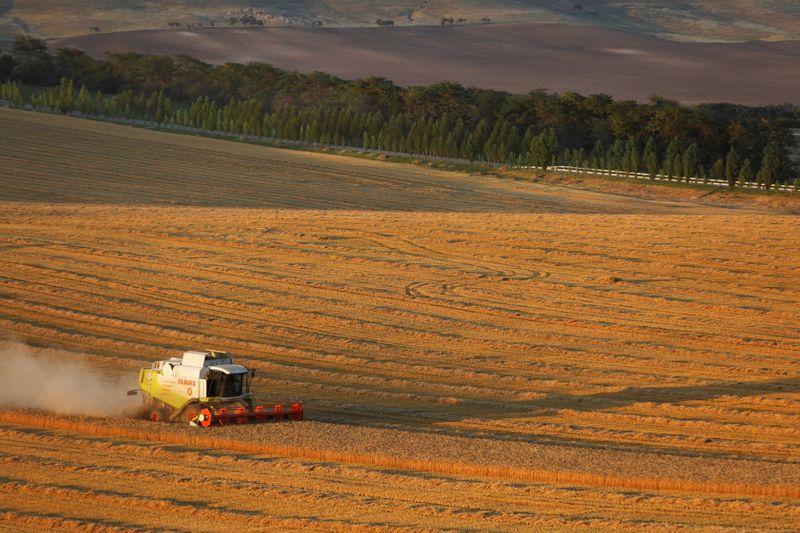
643,137 -> 658,180
725,146 -> 740,189
607,139 -> 625,171
738,158 -> 753,187
712,158 -> 725,182
682,143 -> 699,183
77,84 -> 91,113
591,140 -> 605,169
624,137 -> 639,174
528,128 -> 558,169
758,141 -> 782,191
665,139 -> 680,180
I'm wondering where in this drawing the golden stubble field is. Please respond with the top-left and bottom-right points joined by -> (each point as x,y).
1,108 -> 800,530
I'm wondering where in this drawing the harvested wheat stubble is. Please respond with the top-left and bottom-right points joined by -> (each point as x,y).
1,109 -> 800,530
2,410 -> 799,500
1,412 -> 800,532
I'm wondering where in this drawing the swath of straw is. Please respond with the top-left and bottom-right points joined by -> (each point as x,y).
1,411 -> 798,500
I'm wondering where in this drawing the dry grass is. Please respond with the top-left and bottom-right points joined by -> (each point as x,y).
2,410 -> 799,501
3,417 -> 800,532
1,108 -> 800,529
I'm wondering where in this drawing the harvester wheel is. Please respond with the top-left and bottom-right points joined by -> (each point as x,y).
198,408 -> 212,427
149,407 -> 167,422
292,403 -> 303,421
181,407 -> 199,424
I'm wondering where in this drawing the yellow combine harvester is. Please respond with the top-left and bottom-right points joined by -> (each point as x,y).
129,350 -> 303,426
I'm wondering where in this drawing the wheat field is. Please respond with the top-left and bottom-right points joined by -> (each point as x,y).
1,108 -> 799,530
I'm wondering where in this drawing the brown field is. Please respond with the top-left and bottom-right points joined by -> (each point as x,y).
8,1 -> 800,105
52,23 -> 800,106
2,107 -> 800,530
5,0 -> 800,41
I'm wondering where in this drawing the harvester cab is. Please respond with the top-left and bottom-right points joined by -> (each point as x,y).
130,350 -> 303,426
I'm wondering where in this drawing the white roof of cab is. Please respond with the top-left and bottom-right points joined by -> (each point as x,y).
182,350 -> 233,367
208,364 -> 249,375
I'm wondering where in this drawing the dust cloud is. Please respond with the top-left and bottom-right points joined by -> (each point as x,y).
0,341 -> 140,416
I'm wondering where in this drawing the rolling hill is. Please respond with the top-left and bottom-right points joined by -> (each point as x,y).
1,106 -> 800,530
5,2 -> 800,105
2,0 -> 800,41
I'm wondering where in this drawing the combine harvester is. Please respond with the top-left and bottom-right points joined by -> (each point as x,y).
129,350 -> 303,427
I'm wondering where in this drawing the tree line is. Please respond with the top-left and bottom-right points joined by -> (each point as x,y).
1,35 -> 798,188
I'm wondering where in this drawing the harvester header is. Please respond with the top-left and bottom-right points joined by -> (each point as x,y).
130,350 -> 303,426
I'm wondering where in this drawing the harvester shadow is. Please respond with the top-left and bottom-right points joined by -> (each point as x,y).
310,376 -> 800,460
0,508 -> 185,533
550,377 -> 800,412
534,377 -> 800,460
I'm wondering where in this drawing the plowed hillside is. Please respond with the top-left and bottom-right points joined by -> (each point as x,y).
1,108 -> 799,530
52,24 -> 800,106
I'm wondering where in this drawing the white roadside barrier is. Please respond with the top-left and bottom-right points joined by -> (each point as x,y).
514,165 -> 798,193
2,100 -> 796,193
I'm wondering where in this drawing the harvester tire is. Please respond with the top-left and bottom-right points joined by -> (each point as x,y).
198,407 -> 212,427
180,406 -> 199,424
149,407 -> 167,422
216,407 -> 228,426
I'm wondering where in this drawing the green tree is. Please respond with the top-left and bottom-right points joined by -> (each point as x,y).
725,146 -> 740,189
573,147 -> 587,167
757,141 -> 782,191
681,143 -> 699,183
471,119 -> 488,160
459,133 -> 473,160
43,77 -> 76,112
607,139 -> 625,171
527,128 -> 558,169
712,158 -> 725,182
643,137 -> 658,180
0,79 -> 23,104
591,140 -> 605,169
697,165 -> 708,183
623,137 -> 639,174
11,35 -> 55,85
664,139 -> 680,180
0,51 -> 13,82
737,158 -> 753,187
77,84 -> 92,112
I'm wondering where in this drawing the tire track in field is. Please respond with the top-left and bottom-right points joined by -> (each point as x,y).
3,212 -> 796,428
3,109 -> 800,528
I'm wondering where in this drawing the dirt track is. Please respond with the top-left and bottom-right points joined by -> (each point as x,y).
1,108 -> 800,530
52,23 -> 800,105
